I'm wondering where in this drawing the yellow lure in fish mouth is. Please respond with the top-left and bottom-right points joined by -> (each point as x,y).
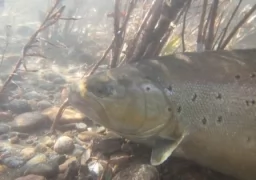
78,79 -> 88,99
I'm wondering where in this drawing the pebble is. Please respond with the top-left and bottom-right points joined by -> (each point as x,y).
9,112 -> 50,132
42,106 -> 86,125
35,143 -> 48,153
20,148 -> 36,160
113,164 -> 159,180
54,136 -> 75,154
24,154 -> 47,167
75,123 -> 87,132
23,91 -> 47,101
0,124 -> 10,134
24,155 -> 66,178
41,136 -> 54,147
9,135 -> 19,144
15,174 -> 46,180
2,156 -> 25,168
37,100 -> 52,111
7,99 -> 32,114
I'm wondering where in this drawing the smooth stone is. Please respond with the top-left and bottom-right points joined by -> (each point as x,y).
41,136 -> 54,147
0,124 -> 10,134
54,136 -> 74,154
75,123 -> 87,132
35,143 -> 48,153
7,99 -> 32,114
77,131 -> 103,142
15,174 -> 46,180
0,111 -> 13,122
71,144 -> 86,157
42,106 -> 86,125
9,135 -> 19,144
20,148 -> 36,160
24,155 -> 66,178
2,156 -> 26,168
113,164 -> 159,180
9,112 -> 50,132
38,81 -> 55,91
37,100 -> 52,111
25,154 -> 47,167
23,91 -> 48,101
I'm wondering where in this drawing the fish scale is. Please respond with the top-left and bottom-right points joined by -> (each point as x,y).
68,49 -> 256,180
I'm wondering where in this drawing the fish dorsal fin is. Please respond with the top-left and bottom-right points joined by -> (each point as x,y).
150,134 -> 185,166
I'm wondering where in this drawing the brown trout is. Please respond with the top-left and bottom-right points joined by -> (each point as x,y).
68,49 -> 256,180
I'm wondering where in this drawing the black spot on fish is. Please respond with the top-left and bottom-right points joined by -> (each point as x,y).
217,116 -> 223,123
167,85 -> 172,92
216,93 -> 222,99
246,100 -> 250,106
252,100 -> 255,105
177,106 -> 182,113
167,107 -> 172,112
246,136 -> 252,143
146,86 -> 151,91
202,117 -> 207,125
192,93 -> 197,102
251,73 -> 256,78
235,75 -> 240,80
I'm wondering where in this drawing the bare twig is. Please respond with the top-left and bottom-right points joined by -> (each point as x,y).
217,0 -> 243,50
196,0 -> 208,52
86,39 -> 115,77
205,0 -> 219,50
0,0 -> 65,95
181,0 -> 191,52
111,0 -> 122,68
0,25 -> 12,68
220,3 -> 256,49
50,98 -> 69,133
124,0 -> 156,62
86,0 -> 136,76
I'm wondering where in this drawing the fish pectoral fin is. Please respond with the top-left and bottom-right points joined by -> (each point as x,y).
150,135 -> 184,166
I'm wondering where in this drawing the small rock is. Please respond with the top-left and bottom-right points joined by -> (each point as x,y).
38,81 -> 55,91
24,155 -> 66,178
93,137 -> 123,154
53,77 -> 66,84
0,111 -> 13,122
9,112 -> 50,132
54,136 -> 74,154
71,144 -> 86,157
88,160 -> 105,177
42,106 -> 86,125
35,143 -> 48,153
3,156 -> 25,168
75,123 -> 87,132
59,157 -> 77,173
113,164 -> 159,180
9,135 -> 19,144
37,100 -> 52,111
20,148 -> 36,160
23,91 -> 47,101
41,136 -> 54,147
0,164 -> 7,174
77,131 -> 103,142
15,174 -> 46,180
0,124 -> 10,134
7,99 -> 32,114
25,154 -> 47,167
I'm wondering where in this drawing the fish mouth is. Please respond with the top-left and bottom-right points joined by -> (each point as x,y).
68,82 -> 105,124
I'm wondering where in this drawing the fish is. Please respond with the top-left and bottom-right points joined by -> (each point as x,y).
68,49 -> 256,180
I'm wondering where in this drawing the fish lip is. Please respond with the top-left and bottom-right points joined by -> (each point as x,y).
68,86 -> 103,123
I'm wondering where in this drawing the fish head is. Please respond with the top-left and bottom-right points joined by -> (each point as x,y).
68,64 -> 174,141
